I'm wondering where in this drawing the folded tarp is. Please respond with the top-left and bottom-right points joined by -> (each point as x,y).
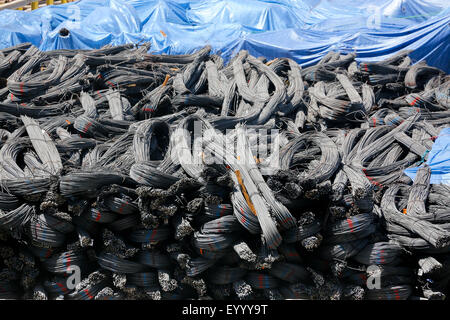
231,9 -> 450,71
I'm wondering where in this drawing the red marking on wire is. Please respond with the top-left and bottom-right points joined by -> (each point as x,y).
394,288 -> 400,300
20,82 -> 24,93
409,97 -> 419,106
119,201 -> 128,214
83,121 -> 93,133
347,218 -> 354,233
365,174 -> 383,187
65,253 -> 72,273
56,282 -> 68,293
240,208 -> 247,225
95,210 -> 101,222
150,229 -> 157,241
84,289 -> 94,300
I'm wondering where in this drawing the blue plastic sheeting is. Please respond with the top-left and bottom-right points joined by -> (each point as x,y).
405,128 -> 450,185
232,10 -> 450,71
0,0 -> 449,71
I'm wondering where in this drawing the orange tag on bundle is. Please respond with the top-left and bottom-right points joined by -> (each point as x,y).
235,170 -> 257,216
162,74 -> 170,87
266,59 -> 277,66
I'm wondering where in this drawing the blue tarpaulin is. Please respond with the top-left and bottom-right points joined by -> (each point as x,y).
405,128 -> 450,185
0,0 -> 448,71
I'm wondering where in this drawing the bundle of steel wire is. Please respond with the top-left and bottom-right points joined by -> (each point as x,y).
0,43 -> 449,300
